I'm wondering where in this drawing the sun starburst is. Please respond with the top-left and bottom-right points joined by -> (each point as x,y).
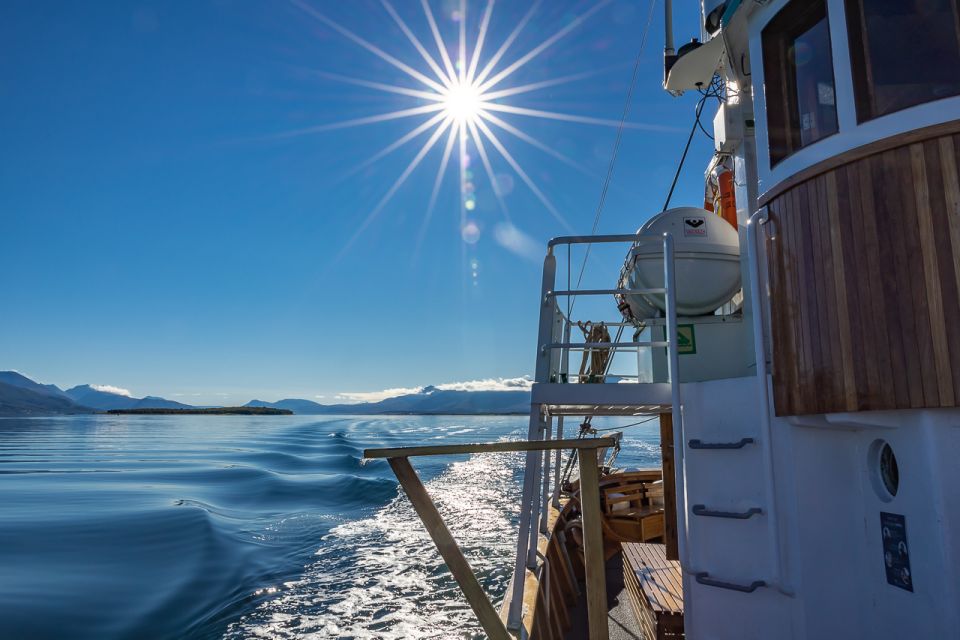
441,80 -> 484,124
282,0 -> 667,259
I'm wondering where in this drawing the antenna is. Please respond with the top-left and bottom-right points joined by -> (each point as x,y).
663,0 -> 677,84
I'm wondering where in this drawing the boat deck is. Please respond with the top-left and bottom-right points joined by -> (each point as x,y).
562,553 -> 645,640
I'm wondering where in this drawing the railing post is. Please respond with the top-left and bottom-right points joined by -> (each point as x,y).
535,252 -> 558,384
509,250 -> 557,630
748,208 -> 791,594
659,413 -> 679,560
509,410 -> 543,629
549,295 -> 565,382
578,448 -> 609,640
552,416 -> 564,508
539,416 -> 553,535
663,232 -> 689,572
527,423 -> 545,566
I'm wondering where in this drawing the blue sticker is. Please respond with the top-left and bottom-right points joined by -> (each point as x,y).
880,512 -> 913,592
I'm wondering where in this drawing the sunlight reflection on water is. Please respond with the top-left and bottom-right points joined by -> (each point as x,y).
225,450 -> 521,639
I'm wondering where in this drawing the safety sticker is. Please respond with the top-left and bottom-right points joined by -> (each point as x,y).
683,217 -> 707,236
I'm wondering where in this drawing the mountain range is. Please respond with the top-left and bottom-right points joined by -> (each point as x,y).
0,373 -> 530,417
0,372 -> 194,416
0,372 -> 85,417
245,385 -> 529,415
61,385 -> 192,411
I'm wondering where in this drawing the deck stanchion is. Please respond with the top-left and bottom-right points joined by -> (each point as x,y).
659,412 -> 679,561
552,416 -> 564,508
663,232 -> 689,573
539,416 -> 553,535
526,424 -> 545,566
387,457 -> 512,640
578,446 -> 609,640
510,249 -> 558,629
511,410 -> 544,627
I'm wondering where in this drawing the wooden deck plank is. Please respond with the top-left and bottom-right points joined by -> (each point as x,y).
623,543 -> 684,617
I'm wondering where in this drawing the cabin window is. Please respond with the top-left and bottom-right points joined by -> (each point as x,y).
845,0 -> 960,121
762,0 -> 839,165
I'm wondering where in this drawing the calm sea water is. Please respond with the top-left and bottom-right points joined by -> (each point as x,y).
0,414 -> 660,639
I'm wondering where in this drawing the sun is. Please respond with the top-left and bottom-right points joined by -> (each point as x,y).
441,81 -> 484,124
281,0 -> 651,256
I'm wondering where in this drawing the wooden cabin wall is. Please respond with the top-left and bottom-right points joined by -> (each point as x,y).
762,125 -> 960,416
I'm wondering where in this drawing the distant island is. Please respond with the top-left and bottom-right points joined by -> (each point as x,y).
0,371 -> 531,417
104,407 -> 292,416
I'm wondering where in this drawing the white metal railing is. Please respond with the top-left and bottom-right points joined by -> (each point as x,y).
747,207 -> 792,595
507,232 -> 685,630
539,234 -> 677,387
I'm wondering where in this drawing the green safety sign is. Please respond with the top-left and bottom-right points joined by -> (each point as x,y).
677,324 -> 697,355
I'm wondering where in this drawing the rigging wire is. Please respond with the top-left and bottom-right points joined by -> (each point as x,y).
663,74 -> 725,211
557,412 -> 660,486
662,93 -> 707,212
556,2 -> 657,478
593,415 -> 659,432
569,0 -> 657,315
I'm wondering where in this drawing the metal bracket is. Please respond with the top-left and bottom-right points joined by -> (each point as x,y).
696,572 -> 766,593
688,437 -> 755,449
692,504 -> 762,519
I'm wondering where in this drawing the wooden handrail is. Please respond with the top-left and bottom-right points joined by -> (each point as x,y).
364,437 -> 617,459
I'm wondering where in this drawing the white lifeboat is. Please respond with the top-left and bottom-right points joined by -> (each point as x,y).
621,206 -> 741,318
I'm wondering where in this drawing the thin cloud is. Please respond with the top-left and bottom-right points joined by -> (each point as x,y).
494,223 -> 541,262
91,384 -> 133,397
435,376 -> 533,392
336,386 -> 423,403
337,377 -> 532,403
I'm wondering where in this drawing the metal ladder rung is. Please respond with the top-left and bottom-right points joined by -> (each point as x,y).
688,437 -> 754,450
695,572 -> 766,593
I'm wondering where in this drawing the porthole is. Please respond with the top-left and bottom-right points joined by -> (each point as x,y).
879,443 -> 899,497
868,439 -> 899,501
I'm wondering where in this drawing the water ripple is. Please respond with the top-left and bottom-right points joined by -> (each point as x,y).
0,414 -> 659,639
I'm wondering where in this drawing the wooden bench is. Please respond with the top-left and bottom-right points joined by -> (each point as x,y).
622,542 -> 684,640
600,472 -> 666,545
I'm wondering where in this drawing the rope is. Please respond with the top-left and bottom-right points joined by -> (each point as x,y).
576,321 -> 613,383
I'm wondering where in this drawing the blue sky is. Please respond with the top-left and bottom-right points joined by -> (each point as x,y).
0,0 -> 711,405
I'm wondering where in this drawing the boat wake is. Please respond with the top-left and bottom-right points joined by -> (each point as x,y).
224,448 -> 523,639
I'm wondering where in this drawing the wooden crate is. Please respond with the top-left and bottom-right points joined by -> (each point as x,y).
622,543 -> 684,639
